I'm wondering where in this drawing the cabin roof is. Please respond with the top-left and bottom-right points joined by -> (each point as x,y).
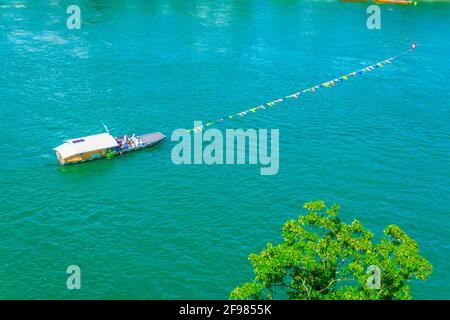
54,133 -> 118,159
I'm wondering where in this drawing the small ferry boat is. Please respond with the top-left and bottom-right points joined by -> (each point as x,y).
341,0 -> 416,5
54,131 -> 165,165
375,0 -> 417,5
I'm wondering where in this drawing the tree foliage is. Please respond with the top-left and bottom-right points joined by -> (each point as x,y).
230,200 -> 432,300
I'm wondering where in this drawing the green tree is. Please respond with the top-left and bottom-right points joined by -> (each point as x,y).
230,200 -> 432,300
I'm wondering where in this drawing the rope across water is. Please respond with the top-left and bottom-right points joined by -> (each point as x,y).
186,43 -> 417,133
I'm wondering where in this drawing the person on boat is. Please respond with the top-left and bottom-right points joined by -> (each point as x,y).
115,136 -> 124,155
116,136 -> 123,147
124,134 -> 136,148
121,134 -> 129,150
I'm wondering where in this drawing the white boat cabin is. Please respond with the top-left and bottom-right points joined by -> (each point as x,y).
54,133 -> 118,164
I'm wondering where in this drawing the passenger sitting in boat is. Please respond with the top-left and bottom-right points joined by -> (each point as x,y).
116,136 -> 123,147
124,134 -> 136,149
115,136 -> 124,155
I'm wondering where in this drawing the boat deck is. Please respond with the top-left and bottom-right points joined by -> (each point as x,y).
138,132 -> 166,146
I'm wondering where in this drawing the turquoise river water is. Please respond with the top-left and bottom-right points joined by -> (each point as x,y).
0,0 -> 449,299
